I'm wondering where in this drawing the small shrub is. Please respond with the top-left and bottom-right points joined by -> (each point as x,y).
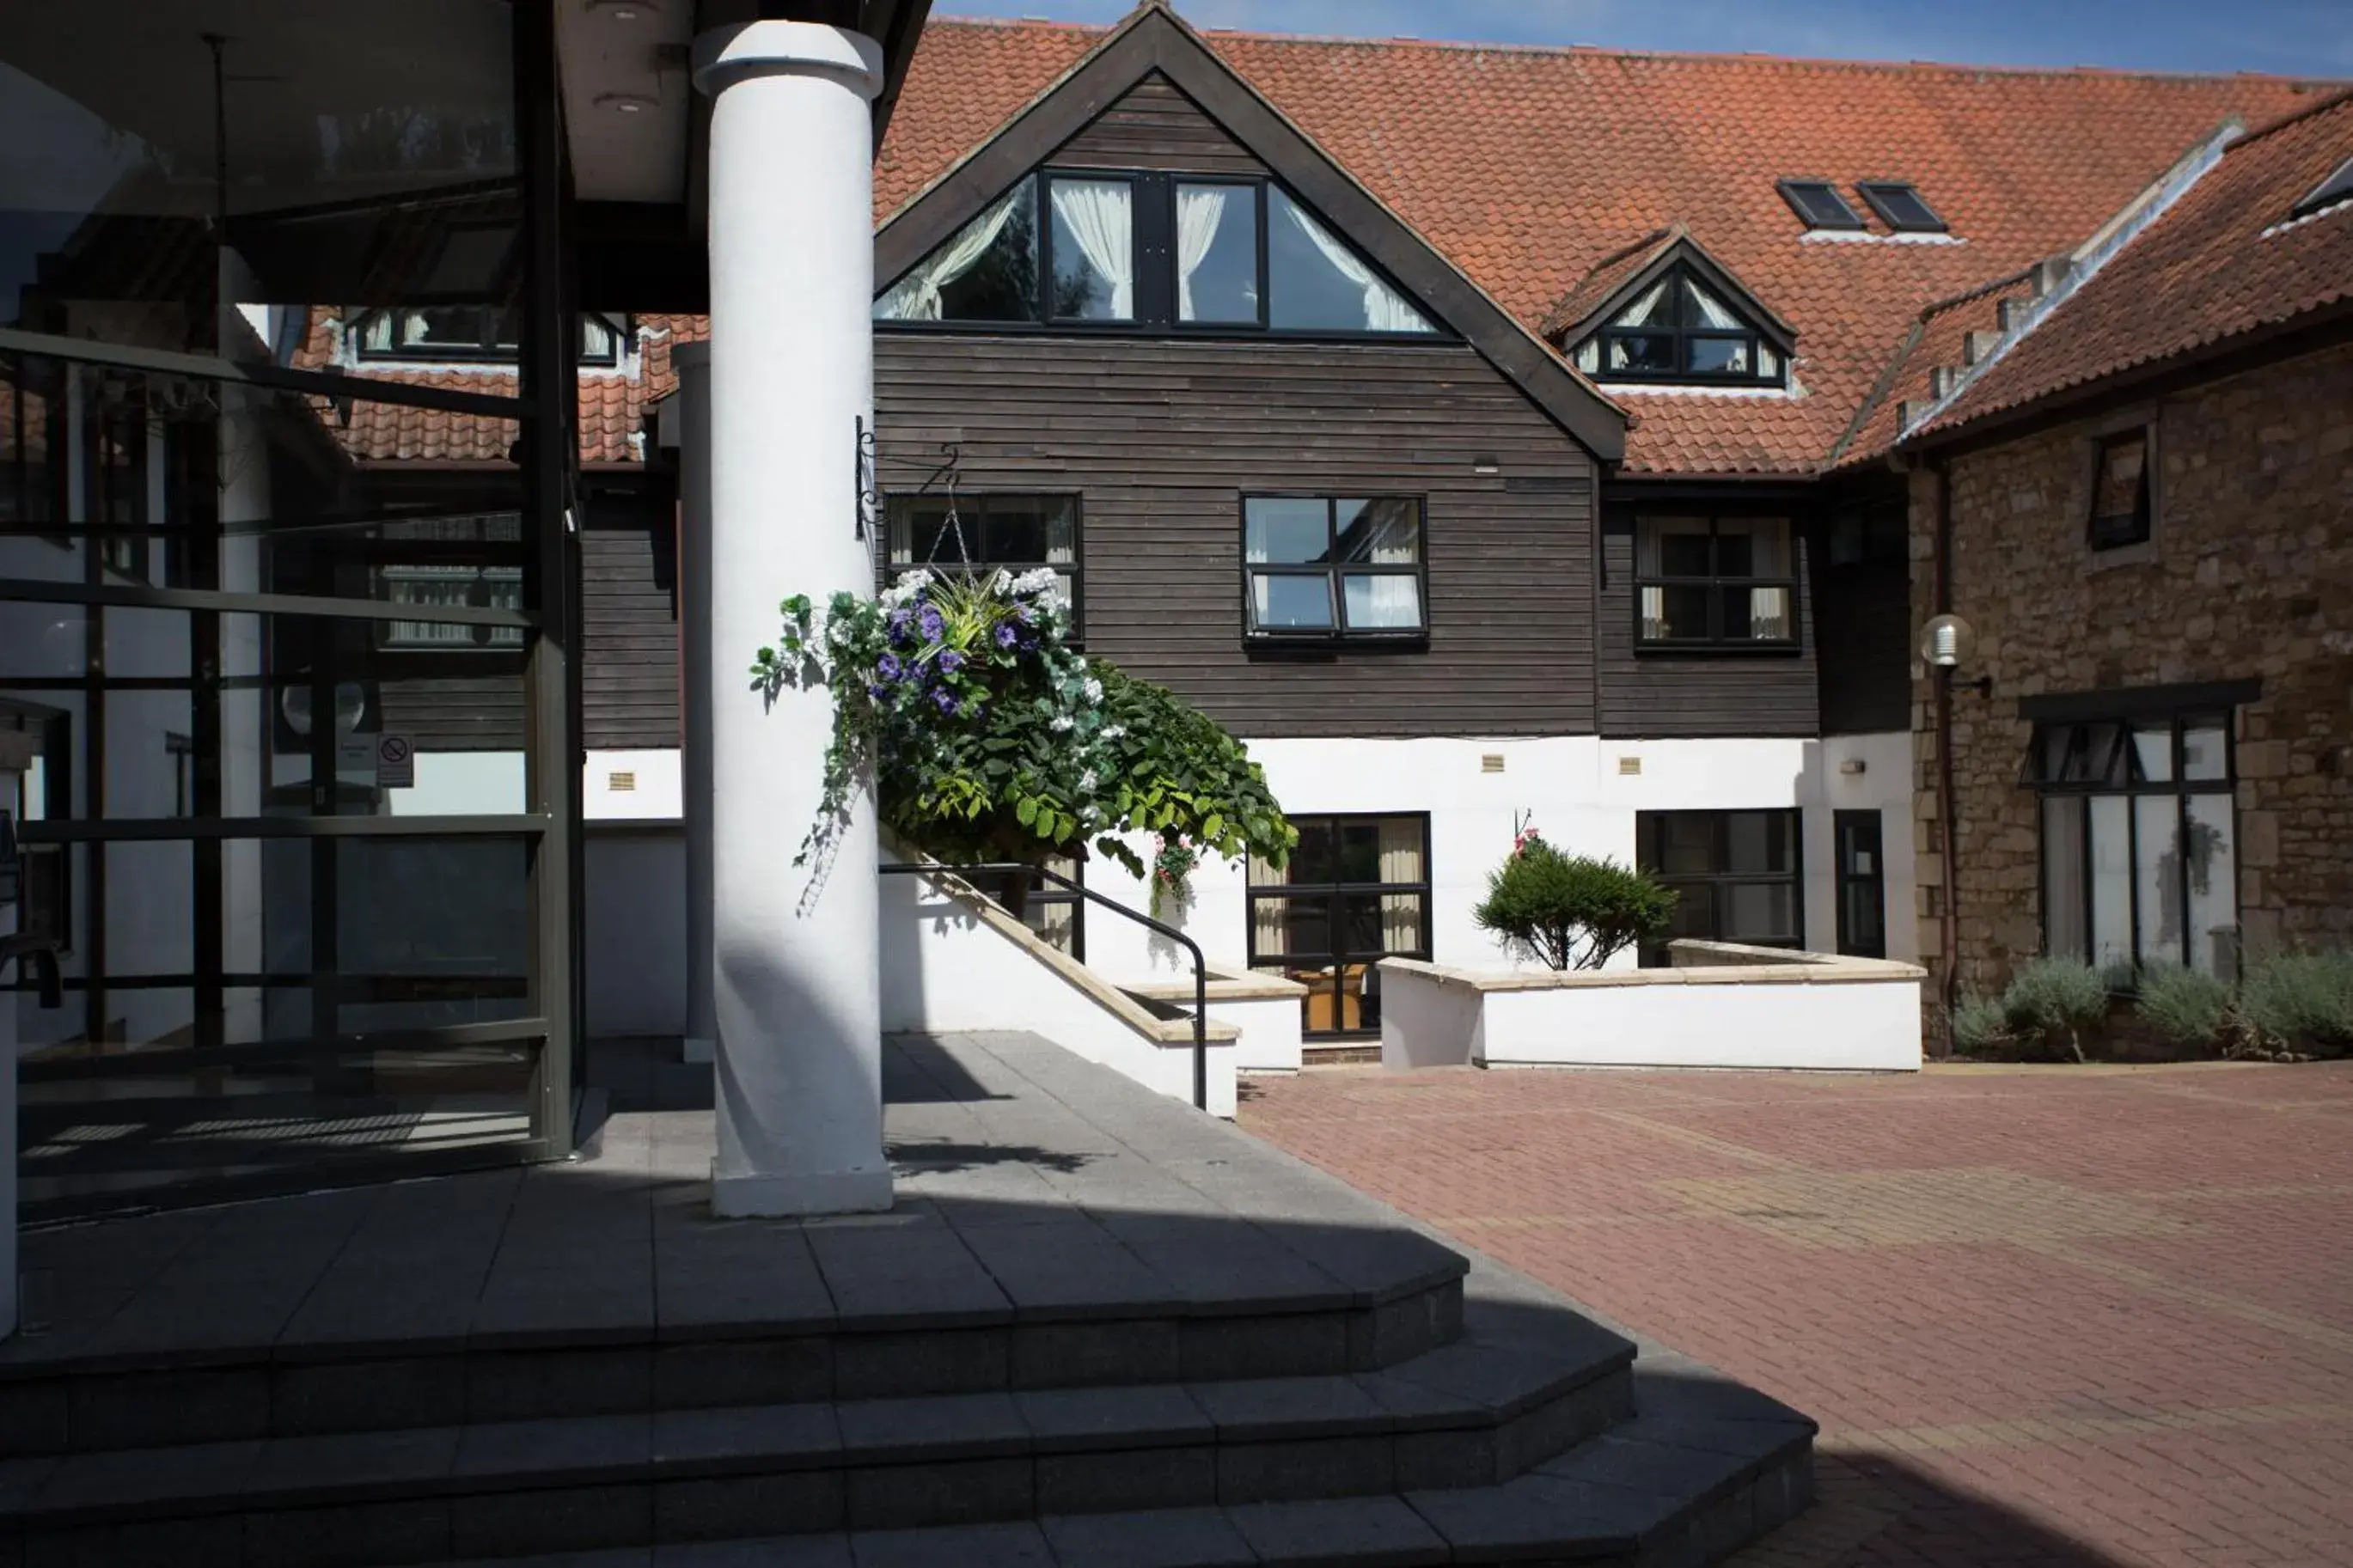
2240,951 -> 2353,1053
2133,962 -> 2234,1048
2001,957 -> 2111,1062
1472,835 -> 1677,970
1950,995 -> 2012,1056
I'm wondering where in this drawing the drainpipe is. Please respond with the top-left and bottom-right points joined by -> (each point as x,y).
1930,457 -> 1961,1039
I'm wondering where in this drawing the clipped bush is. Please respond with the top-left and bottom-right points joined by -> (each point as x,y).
2133,961 -> 2234,1048
2240,951 -> 2353,1054
1950,995 -> 2012,1056
2001,956 -> 2111,1062
1472,835 -> 1677,970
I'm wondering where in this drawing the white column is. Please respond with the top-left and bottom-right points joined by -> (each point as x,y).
693,21 -> 891,1216
674,344 -> 717,1066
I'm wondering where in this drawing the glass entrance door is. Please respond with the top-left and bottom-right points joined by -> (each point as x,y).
1835,809 -> 1887,960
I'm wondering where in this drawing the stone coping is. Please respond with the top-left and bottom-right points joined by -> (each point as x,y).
1380,941 -> 1926,993
889,852 -> 1239,1047
1121,966 -> 1311,1004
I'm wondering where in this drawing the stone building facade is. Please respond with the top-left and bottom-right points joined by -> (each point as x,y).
1910,337 -> 2353,1016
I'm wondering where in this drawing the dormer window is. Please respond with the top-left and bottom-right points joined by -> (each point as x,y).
1857,181 -> 1946,234
1571,265 -> 1783,386
2293,155 -> 2353,221
356,308 -> 623,366
1778,179 -> 1864,231
877,172 -> 1439,339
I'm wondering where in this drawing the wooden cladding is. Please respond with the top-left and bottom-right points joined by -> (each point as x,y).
1597,516 -> 1820,738
875,333 -> 1596,739
581,523 -> 680,750
1050,73 -> 1267,176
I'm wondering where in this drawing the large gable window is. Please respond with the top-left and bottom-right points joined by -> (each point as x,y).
1573,265 -> 1782,385
878,173 -> 1439,339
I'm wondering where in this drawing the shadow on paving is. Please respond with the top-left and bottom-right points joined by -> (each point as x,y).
1734,1445 -> 2140,1567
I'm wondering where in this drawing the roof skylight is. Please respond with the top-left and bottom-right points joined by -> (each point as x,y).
1857,180 -> 1947,233
1778,179 -> 1863,231
2292,155 -> 2353,221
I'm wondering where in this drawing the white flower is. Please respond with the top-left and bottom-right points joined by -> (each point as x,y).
1100,724 -> 1126,741
1082,677 -> 1103,704
1050,714 -> 1073,733
987,568 -> 1011,594
880,569 -> 932,608
1077,769 -> 1098,794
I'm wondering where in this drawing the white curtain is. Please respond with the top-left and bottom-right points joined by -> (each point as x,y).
1176,185 -> 1229,320
1344,576 -> 1422,629
876,186 -> 1024,320
1280,199 -> 1432,333
1378,820 -> 1423,955
1611,279 -> 1672,327
1049,179 -> 1134,319
1684,276 -> 1743,328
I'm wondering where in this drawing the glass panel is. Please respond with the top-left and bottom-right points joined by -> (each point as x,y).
1250,572 -> 1334,631
1721,882 -> 1799,943
1287,819 -> 1336,885
2183,716 -> 2228,781
2130,720 -> 2173,783
1641,518 -> 1712,577
1251,894 -> 1331,963
1682,277 -> 1744,329
2043,796 -> 2088,960
1342,574 -> 1422,631
1244,498 -> 1330,564
1047,177 -> 1134,322
1728,585 -> 1790,641
1573,339 -> 1600,373
1842,879 -> 1885,957
2136,796 -> 2183,967
2093,434 -> 2147,522
1613,281 -> 1675,328
1718,518 -> 1791,577
1685,336 -> 1753,375
1757,343 -> 1781,377
878,181 -> 1038,322
1646,585 -> 1711,640
1332,821 -> 1383,885
1651,814 -> 1717,877
2088,795 -> 2133,970
2184,794 -> 2237,976
1606,333 -> 1676,373
1335,499 -> 1421,563
1724,811 -> 1795,876
1176,182 -> 1258,324
1267,188 -> 1432,333
983,496 -> 1054,564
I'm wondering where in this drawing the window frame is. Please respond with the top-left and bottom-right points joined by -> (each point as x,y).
1635,808 -> 1806,966
877,169 -> 1449,345
1833,808 -> 1887,960
2028,711 -> 2238,974
2292,155 -> 2353,221
2087,426 -> 2155,552
1244,811 -> 1433,1041
1238,492 -> 1430,645
1631,514 -> 1800,653
1855,180 -> 1947,234
353,308 -> 622,367
1577,263 -> 1786,387
884,491 -> 1086,638
1777,178 -> 1865,231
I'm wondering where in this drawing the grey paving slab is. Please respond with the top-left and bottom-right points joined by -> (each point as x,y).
1188,1375 -> 1390,1442
30,1437 -> 263,1519
450,1412 -> 652,1486
247,1425 -> 461,1503
1040,1505 -> 1258,1568
656,1537 -> 849,1568
653,1402 -> 840,1474
1015,1384 -> 1211,1447
835,1391 -> 1029,1461
1404,1470 -> 1656,1559
1225,1494 -> 1451,1566
850,1519 -> 1054,1568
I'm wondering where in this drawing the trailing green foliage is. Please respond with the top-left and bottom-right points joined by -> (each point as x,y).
2239,950 -> 2353,1052
1470,833 -> 1677,971
2132,961 -> 2234,1046
1950,994 -> 2012,1055
2000,956 -> 2110,1062
750,567 -> 1294,880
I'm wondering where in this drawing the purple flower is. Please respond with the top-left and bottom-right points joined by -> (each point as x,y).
877,651 -> 903,681
918,606 -> 944,642
887,608 -> 914,646
866,683 -> 887,701
931,687 -> 959,716
993,623 -> 1019,649
938,649 -> 965,674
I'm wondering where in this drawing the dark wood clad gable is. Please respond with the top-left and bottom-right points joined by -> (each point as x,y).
877,334 -> 1595,739
1595,510 -> 1820,738
1815,557 -> 1911,735
1049,72 -> 1266,175
581,522 -> 681,750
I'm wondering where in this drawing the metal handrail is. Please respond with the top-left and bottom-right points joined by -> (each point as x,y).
879,860 -> 1212,1111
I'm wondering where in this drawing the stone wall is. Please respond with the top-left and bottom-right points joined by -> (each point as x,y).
1910,339 -> 2353,1029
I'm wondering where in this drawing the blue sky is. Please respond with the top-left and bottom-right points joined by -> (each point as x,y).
939,0 -> 2353,76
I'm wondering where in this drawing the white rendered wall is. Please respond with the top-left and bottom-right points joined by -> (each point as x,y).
1221,994 -> 1303,1074
879,873 -> 1238,1117
1073,735 -> 1918,982
584,748 -> 684,820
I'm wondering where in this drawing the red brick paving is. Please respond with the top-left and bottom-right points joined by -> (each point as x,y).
1239,1061 -> 2353,1567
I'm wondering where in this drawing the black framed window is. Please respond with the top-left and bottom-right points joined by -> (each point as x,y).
888,492 -> 1082,633
1856,181 -> 1946,234
1636,809 -> 1804,966
1778,179 -> 1865,231
1243,495 -> 1425,641
356,308 -> 620,365
1834,809 -> 1886,959
1635,516 -> 1796,648
2029,711 -> 2236,975
2088,429 -> 2153,550
1248,815 -> 1429,1039
877,171 -> 1438,339
1571,265 -> 1784,385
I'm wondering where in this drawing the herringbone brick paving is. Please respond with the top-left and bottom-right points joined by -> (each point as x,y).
1239,1060 -> 2353,1567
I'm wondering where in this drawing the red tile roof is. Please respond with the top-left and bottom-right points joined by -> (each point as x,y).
1912,89 -> 2353,441
874,15 -> 2324,475
1538,227 -> 1681,340
1830,266 -> 2038,467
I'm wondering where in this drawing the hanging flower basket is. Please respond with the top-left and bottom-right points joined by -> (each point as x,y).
752,567 -> 1296,891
